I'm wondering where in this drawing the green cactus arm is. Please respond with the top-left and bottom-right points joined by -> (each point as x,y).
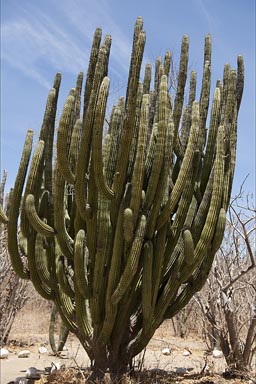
123,208 -> 134,243
198,35 -> 211,146
111,214 -> 146,305
183,229 -> 194,266
98,185 -> 132,344
0,204 -> 8,224
112,29 -> 146,200
82,27 -> 102,120
91,196 -> 112,329
74,71 -> 83,121
163,151 -> 200,273
193,171 -> 214,241
56,255 -> 75,299
75,44 -> 108,220
198,61 -> 211,151
54,166 -> 74,259
38,190 -> 50,217
145,110 -> 175,239
56,93 -> 76,185
153,276 -> 180,330
8,130 -> 33,279
25,194 -> 55,237
192,125 -> 225,265
173,35 -> 189,140
0,170 -> 7,204
236,55 -> 244,112
151,224 -> 167,309
222,117 -> 237,211
163,50 -> 171,78
35,232 -> 55,289
39,88 -> 56,143
143,63 -> 151,94
223,69 -> 237,132
171,135 -> 222,286
126,16 -> 144,98
153,56 -> 162,96
55,292 -> 77,333
220,63 -> 231,123
165,216 -> 223,319
144,75 -> 168,210
142,241 -> 153,333
49,303 -> 69,354
20,139 -> 45,238
179,70 -> 197,149
74,281 -> 93,341
145,122 -> 158,181
128,82 -> 144,177
92,76 -> 115,199
70,118 -> 82,170
200,87 -> 221,192
26,233 -> 53,300
103,106 -> 122,186
130,93 -> 149,222
74,230 -> 90,299
157,101 -> 200,230
211,207 -> 226,253
188,70 -> 197,107
44,73 -> 61,200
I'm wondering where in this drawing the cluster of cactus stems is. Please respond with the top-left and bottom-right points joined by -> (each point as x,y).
1,17 -> 244,376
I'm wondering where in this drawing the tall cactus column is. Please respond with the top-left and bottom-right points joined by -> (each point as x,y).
3,17 -> 244,378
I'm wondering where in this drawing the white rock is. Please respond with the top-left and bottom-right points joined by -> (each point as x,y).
51,361 -> 64,373
25,367 -> 41,379
175,367 -> 187,374
183,349 -> 191,356
62,345 -> 68,351
18,349 -> 30,358
0,348 -> 9,359
38,346 -> 48,354
212,348 -> 223,358
14,377 -> 27,384
162,347 -> 171,355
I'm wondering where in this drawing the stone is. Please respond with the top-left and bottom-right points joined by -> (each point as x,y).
50,362 -> 64,373
0,348 -> 9,359
25,367 -> 41,379
212,348 -> 223,358
161,347 -> 171,355
18,350 -> 30,358
38,346 -> 48,354
14,378 -> 28,384
183,349 -> 191,356
175,367 -> 187,374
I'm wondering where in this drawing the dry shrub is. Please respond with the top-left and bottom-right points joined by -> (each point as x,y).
37,367 -> 252,384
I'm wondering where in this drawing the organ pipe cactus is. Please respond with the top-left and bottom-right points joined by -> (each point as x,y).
3,17 -> 244,378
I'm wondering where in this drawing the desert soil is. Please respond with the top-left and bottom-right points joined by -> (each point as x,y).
0,304 -> 254,383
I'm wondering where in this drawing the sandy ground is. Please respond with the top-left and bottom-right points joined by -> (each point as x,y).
2,303 -> 255,383
1,318 -> 227,383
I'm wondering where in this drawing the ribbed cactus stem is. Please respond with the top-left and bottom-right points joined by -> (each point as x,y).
6,18 -> 243,376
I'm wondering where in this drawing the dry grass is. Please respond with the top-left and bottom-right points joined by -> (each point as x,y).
36,367 -> 253,384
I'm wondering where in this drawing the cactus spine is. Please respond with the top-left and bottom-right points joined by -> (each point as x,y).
4,17 -> 243,378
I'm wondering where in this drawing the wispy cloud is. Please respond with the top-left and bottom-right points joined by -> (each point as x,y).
194,0 -> 215,34
1,0 -> 151,91
1,3 -> 89,89
58,0 -> 133,73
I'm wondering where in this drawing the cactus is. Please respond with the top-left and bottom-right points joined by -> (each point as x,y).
4,17 -> 244,378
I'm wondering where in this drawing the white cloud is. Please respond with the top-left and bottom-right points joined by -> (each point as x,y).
1,4 -> 88,89
1,0 -> 151,95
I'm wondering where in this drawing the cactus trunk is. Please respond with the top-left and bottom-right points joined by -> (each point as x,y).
3,17 -> 244,377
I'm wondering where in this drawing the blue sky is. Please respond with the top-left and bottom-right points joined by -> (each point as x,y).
1,0 -> 255,195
